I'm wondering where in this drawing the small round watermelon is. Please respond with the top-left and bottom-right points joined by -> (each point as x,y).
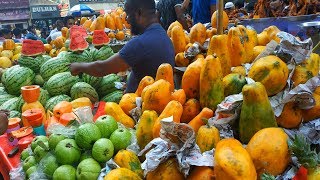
70,82 -> 99,102
2,65 -> 35,96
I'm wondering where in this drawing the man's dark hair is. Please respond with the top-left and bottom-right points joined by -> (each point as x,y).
234,0 -> 244,9
56,20 -> 64,26
64,16 -> 74,24
1,28 -> 11,35
126,0 -> 156,11
13,28 -> 22,36
27,26 -> 35,32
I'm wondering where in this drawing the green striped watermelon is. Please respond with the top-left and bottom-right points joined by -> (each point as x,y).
101,90 -> 123,103
0,97 -> 19,111
40,57 -> 70,81
39,88 -> 50,106
16,95 -> 25,112
42,55 -> 52,61
94,46 -> 114,60
9,110 -> 21,118
45,94 -> 72,111
18,55 -> 47,73
82,74 -> 102,89
34,74 -> 45,86
57,51 -> 69,58
0,94 -> 15,106
2,65 -> 35,96
70,82 -> 99,102
0,87 -> 8,95
96,74 -> 121,97
45,72 -> 80,96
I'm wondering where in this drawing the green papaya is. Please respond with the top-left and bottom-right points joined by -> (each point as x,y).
223,73 -> 247,97
239,82 -> 278,143
199,55 -> 224,110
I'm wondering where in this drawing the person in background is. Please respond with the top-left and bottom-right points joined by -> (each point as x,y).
157,0 -> 189,30
40,30 -> 48,44
47,20 -> 64,43
234,0 -> 248,17
192,0 -> 216,24
12,28 -> 23,43
65,16 -> 75,28
225,2 -> 236,18
1,28 -> 13,39
21,29 -> 28,39
25,26 -> 39,40
269,0 -> 288,17
70,0 -> 175,93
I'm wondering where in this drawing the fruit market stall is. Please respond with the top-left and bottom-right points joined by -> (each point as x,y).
0,5 -> 320,180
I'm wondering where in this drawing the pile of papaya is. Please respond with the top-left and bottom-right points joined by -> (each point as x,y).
100,10 -> 320,179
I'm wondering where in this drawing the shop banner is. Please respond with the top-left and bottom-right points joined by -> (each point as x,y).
0,0 -> 29,10
0,9 -> 30,21
31,5 -> 61,19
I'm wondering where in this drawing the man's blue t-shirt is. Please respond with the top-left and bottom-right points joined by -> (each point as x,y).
192,0 -> 216,24
119,23 -> 175,93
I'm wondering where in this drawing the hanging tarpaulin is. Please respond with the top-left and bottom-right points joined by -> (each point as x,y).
29,0 -> 70,19
0,0 -> 30,21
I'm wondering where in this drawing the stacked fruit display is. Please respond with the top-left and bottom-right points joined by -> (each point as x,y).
0,39 -> 22,68
0,39 -> 123,121
20,114 -> 139,180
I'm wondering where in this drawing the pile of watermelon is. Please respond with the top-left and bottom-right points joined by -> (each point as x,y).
0,45 -> 123,117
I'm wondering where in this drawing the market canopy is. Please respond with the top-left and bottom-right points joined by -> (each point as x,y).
68,4 -> 94,16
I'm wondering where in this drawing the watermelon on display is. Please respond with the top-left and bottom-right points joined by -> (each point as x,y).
16,95 -> 25,112
70,82 -> 99,102
0,94 -> 15,106
39,88 -> 50,106
69,26 -> 89,52
21,39 -> 45,56
18,55 -> 47,73
40,57 -> 70,81
2,65 -> 35,96
0,97 -> 19,111
57,51 -> 69,58
0,87 -> 8,95
92,30 -> 110,46
42,55 -> 52,61
45,95 -> 72,111
101,90 -> 123,103
45,72 -> 80,96
94,45 -> 114,60
82,74 -> 102,89
34,74 -> 45,86
9,110 -> 21,118
96,74 -> 121,97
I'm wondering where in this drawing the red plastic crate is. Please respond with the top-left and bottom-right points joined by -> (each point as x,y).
0,134 -> 21,180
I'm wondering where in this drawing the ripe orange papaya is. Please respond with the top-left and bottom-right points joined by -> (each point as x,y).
246,128 -> 290,176
231,66 -> 246,76
175,52 -> 189,67
292,65 -> 313,87
113,150 -> 143,177
136,110 -> 158,149
215,138 -> 257,180
207,34 -> 231,76
167,21 -> 182,37
141,79 -> 172,114
188,107 -> 214,133
227,27 -> 246,67
104,102 -> 135,128
239,82 -> 278,143
155,63 -> 174,92
182,57 -> 205,99
171,89 -> 186,105
276,102 -> 302,128
187,166 -> 215,180
119,93 -> 138,115
302,93 -> 320,122
104,168 -> 142,180
181,99 -> 201,123
146,158 -> 184,180
199,55 -> 224,110
189,23 -> 206,45
152,100 -> 183,138
248,55 -> 289,96
196,125 -> 220,153
171,26 -> 186,55
135,76 -> 154,97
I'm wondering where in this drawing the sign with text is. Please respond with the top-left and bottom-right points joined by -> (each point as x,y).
0,0 -> 29,10
31,5 -> 61,19
0,9 -> 30,21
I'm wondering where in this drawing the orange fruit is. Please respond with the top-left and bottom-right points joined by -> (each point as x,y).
115,31 -> 125,41
108,32 -> 116,39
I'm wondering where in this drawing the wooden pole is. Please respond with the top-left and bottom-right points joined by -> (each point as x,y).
217,0 -> 224,34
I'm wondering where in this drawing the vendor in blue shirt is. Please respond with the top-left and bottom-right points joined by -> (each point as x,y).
192,0 -> 217,24
70,0 -> 175,93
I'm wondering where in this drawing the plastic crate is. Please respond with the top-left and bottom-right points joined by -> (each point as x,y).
0,134 -> 21,180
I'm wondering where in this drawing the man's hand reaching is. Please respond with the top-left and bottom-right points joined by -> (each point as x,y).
69,63 -> 82,76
